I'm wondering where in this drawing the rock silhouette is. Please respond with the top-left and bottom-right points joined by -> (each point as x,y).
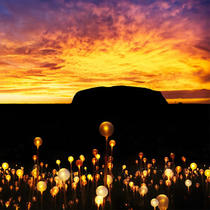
72,86 -> 167,115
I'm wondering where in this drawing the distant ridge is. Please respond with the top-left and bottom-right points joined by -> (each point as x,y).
71,86 -> 167,115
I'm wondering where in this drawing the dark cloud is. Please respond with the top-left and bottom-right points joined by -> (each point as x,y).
194,69 -> 210,83
162,89 -> 210,99
194,37 -> 210,53
40,62 -> 64,70
39,49 -> 60,55
25,69 -> 45,76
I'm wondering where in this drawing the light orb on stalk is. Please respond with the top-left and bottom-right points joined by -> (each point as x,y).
96,154 -> 100,160
175,166 -> 182,174
2,162 -> 9,170
107,175 -> 113,186
50,186 -> 59,197
109,140 -> 116,148
79,155 -> 85,162
6,175 -> 11,182
68,156 -> 74,164
204,169 -> 210,178
95,195 -> 103,208
156,194 -> 169,210
56,160 -> 61,169
139,184 -> 148,197
74,176 -> 80,184
37,181 -> 47,194
96,185 -> 108,198
58,168 -> 70,182
33,137 -> 43,150
16,169 -> 24,179
185,179 -> 192,191
76,159 -> 83,169
164,168 -> 174,180
190,162 -> 197,171
151,198 -> 159,209
99,121 -> 114,139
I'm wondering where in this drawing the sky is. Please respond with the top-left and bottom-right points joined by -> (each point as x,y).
0,0 -> 209,103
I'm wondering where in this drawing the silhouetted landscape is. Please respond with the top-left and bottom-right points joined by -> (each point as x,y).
1,86 -> 209,165
0,86 -> 209,210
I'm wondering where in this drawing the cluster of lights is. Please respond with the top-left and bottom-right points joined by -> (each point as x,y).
0,122 -> 209,210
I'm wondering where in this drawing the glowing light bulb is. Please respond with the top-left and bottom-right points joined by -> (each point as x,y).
68,156 -> 74,164
58,168 -> 70,182
99,122 -> 114,139
37,181 -> 47,194
96,185 -> 108,198
95,195 -> 103,208
190,162 -> 197,171
33,137 -> 43,149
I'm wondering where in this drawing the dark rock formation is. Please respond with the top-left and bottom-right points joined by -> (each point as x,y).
72,86 -> 167,106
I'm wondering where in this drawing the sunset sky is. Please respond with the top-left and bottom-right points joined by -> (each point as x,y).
0,0 -> 209,103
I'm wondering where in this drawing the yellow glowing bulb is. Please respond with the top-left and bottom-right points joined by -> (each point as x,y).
190,162 -> 197,171
2,162 -> 9,170
37,181 -> 47,194
6,175 -> 11,182
79,155 -> 85,162
95,195 -> 103,208
122,165 -> 126,170
96,154 -> 100,160
68,156 -> 74,163
204,169 -> 210,178
87,174 -> 93,181
16,169 -> 24,179
56,160 -> 61,166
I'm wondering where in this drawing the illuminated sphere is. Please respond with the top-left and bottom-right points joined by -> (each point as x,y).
139,185 -> 148,196
6,175 -> 11,182
175,166 -> 182,174
99,121 -> 114,138
74,176 -> 80,184
37,181 -> 47,194
109,140 -> 116,148
138,152 -> 143,159
185,179 -> 192,187
32,168 -> 38,178
95,195 -> 103,207
76,159 -> 83,168
156,194 -> 169,210
2,162 -> 9,170
96,154 -> 100,160
68,156 -> 74,163
79,155 -> 85,162
50,186 -> 59,197
129,181 -> 134,188
204,169 -> 210,178
58,168 -> 70,182
96,185 -> 108,198
34,137 -> 43,149
56,159 -> 61,165
151,198 -> 159,208
32,155 -> 37,161
107,175 -> 113,186
190,162 -> 197,171
164,169 -> 174,179
16,169 -> 24,178
54,176 -> 62,185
